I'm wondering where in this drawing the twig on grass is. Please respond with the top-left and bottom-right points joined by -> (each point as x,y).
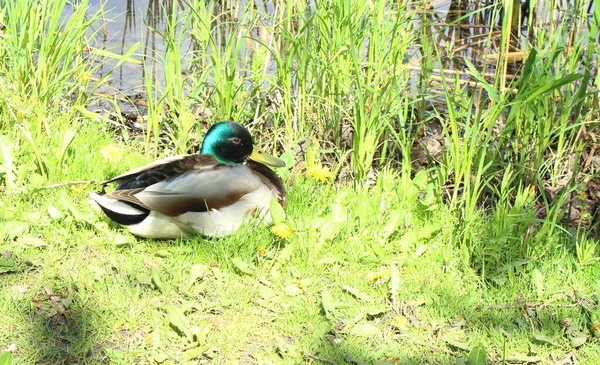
303,353 -> 341,365
0,180 -> 93,194
554,352 -> 577,365
414,273 -> 432,292
485,302 -> 580,310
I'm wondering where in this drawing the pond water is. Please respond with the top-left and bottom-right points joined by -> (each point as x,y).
66,0 -> 468,93
75,0 -> 194,91
65,0 -> 593,95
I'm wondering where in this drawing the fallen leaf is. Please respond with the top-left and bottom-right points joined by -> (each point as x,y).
155,250 -> 169,258
505,354 -> 542,363
342,286 -> 373,302
351,323 -> 381,337
321,289 -> 336,319
414,244 -> 427,257
231,257 -> 255,275
467,345 -> 487,365
0,351 -> 13,365
0,255 -> 15,274
397,230 -> 417,251
532,269 -> 544,298
167,306 -> 191,338
571,334 -> 588,348
185,264 -> 209,290
533,331 -> 560,346
0,221 -> 29,240
270,198 -> 287,224
181,344 -> 209,361
151,267 -> 164,292
285,285 -> 303,296
312,321 -> 331,340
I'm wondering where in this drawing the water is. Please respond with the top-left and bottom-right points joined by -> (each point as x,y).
65,0 -> 595,95
75,0 -> 194,91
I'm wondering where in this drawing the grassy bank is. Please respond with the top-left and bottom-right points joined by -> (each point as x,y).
1,0 -> 600,364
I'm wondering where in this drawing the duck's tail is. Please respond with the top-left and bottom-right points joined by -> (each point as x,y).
89,192 -> 149,226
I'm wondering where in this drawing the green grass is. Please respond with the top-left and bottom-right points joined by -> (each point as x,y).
2,0 -> 600,364
1,169 -> 600,364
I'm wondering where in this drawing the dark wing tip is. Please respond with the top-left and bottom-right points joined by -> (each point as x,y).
245,160 -> 286,207
97,204 -> 148,226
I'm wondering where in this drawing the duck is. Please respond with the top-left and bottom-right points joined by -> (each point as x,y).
90,121 -> 286,238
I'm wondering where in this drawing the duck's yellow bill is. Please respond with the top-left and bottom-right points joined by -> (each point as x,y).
249,147 -> 286,168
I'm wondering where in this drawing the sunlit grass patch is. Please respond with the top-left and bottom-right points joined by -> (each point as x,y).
2,149 -> 600,363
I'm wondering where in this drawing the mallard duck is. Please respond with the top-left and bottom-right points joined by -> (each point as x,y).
90,121 -> 286,238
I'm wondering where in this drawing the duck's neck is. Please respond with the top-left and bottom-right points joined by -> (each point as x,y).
200,143 -> 237,165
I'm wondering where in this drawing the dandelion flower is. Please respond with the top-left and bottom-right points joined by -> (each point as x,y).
297,278 -> 311,291
256,246 -> 266,256
307,163 -> 332,183
367,271 -> 384,282
80,71 -> 92,82
285,285 -> 302,296
100,145 -> 122,163
271,222 -> 293,239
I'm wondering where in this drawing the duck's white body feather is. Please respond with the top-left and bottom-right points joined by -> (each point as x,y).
171,183 -> 274,237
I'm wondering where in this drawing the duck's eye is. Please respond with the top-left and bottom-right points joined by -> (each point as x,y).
231,137 -> 242,144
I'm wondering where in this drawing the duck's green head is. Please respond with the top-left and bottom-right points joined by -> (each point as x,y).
200,121 -> 286,167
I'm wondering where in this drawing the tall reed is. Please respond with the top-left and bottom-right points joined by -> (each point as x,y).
0,0 -> 104,136
422,0 -> 598,274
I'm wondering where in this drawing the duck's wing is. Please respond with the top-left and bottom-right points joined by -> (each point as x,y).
246,160 -> 286,207
104,154 -> 217,190
103,155 -> 265,217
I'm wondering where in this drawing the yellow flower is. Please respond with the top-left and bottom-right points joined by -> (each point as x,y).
256,246 -> 266,256
307,163 -> 332,183
367,271 -> 384,282
100,145 -> 122,163
297,278 -> 311,291
80,71 -> 92,82
271,222 -> 293,239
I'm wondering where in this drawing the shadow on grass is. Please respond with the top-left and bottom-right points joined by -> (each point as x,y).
307,338 -> 416,365
301,283 -> 591,364
17,284 -> 111,364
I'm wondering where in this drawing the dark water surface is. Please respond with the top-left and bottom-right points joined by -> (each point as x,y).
74,0 -> 194,91
66,0 -> 593,94
69,0 -> 458,92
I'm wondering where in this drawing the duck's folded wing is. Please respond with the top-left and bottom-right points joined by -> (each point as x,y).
246,160 -> 286,207
107,164 -> 263,217
104,154 -> 222,190
103,154 -> 192,184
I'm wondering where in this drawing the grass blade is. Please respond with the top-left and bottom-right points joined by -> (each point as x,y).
0,135 -> 17,190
